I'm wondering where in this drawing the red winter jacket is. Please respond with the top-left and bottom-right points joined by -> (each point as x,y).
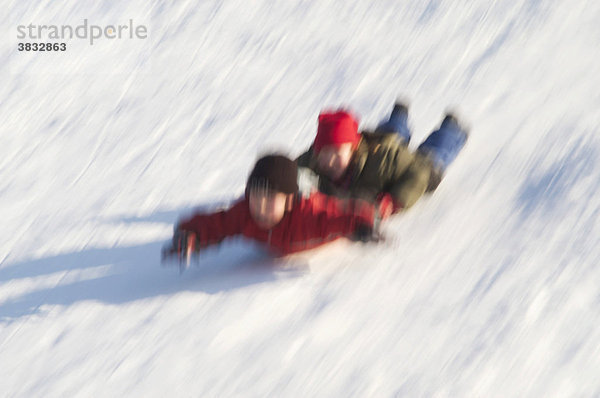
177,192 -> 376,255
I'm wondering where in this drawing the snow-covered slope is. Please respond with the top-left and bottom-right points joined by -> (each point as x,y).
2,0 -> 600,396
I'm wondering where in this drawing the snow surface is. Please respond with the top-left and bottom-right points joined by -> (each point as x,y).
2,0 -> 600,396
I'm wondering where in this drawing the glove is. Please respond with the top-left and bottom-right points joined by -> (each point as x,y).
353,219 -> 384,243
347,198 -> 384,243
162,227 -> 199,264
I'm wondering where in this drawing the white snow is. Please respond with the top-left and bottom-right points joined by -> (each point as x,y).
2,0 -> 600,396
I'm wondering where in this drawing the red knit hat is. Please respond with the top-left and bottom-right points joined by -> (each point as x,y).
313,110 -> 360,154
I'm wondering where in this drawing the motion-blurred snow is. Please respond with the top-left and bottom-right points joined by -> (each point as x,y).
2,0 -> 600,396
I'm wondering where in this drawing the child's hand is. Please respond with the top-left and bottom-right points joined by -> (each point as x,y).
162,228 -> 199,265
353,222 -> 383,243
174,228 -> 198,258
348,198 -> 385,243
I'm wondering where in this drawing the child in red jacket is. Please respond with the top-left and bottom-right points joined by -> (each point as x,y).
164,154 -> 389,263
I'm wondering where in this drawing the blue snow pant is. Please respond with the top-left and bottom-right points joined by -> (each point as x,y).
418,116 -> 468,191
375,107 -> 411,144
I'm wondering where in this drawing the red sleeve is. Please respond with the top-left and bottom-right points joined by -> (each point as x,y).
177,199 -> 249,249
283,192 -> 376,253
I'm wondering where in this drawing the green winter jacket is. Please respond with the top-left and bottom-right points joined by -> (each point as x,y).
296,132 -> 434,209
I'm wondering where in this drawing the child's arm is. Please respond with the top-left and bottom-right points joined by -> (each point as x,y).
175,199 -> 248,251
284,193 -> 381,254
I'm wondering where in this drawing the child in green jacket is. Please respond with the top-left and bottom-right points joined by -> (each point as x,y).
296,103 -> 468,213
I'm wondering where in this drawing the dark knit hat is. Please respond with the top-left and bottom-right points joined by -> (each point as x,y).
313,110 -> 360,153
246,155 -> 299,195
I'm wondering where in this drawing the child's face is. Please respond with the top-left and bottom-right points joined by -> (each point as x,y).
316,143 -> 354,180
248,189 -> 290,229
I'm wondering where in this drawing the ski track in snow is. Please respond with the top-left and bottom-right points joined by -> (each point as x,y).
2,0 -> 600,396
